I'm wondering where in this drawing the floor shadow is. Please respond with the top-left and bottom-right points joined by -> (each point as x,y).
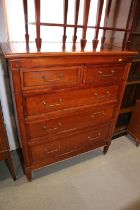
121,198 -> 140,210
126,133 -> 138,146
0,147 -> 104,181
0,149 -> 24,181
33,148 -> 103,180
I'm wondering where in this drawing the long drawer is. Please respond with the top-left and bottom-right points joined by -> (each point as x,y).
20,65 -> 81,90
25,85 -> 119,116
84,64 -> 126,85
29,123 -> 110,164
26,104 -> 115,140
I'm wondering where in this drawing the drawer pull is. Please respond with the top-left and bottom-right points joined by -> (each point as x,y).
118,58 -> 122,62
88,132 -> 101,141
42,100 -> 47,105
44,145 -> 61,154
42,74 -> 64,82
42,98 -> 63,107
94,91 -> 110,99
43,122 -> 62,131
98,70 -> 115,77
91,111 -> 105,118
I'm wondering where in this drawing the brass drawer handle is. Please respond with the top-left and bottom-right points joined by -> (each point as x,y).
42,73 -> 64,82
118,58 -> 122,62
42,98 -> 63,107
44,145 -> 61,154
42,100 -> 47,105
94,91 -> 110,99
88,132 -> 101,141
98,70 -> 115,77
91,111 -> 105,118
43,122 -> 62,132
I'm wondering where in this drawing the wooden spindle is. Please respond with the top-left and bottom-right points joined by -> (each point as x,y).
73,0 -> 80,50
109,0 -> 121,49
101,0 -> 112,49
62,0 -> 68,50
34,0 -> 42,51
23,0 -> 29,50
122,0 -> 135,49
81,0 -> 91,50
122,0 -> 139,50
92,0 -> 104,50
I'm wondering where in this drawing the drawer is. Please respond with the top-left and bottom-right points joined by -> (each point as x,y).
20,66 -> 81,90
27,104 -> 115,140
29,123 -> 110,163
17,55 -> 131,69
84,64 -> 126,85
25,85 -> 119,116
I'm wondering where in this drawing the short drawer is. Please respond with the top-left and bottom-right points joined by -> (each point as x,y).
25,85 -> 119,116
29,123 -> 110,163
20,66 -> 81,90
84,64 -> 126,85
26,104 -> 115,140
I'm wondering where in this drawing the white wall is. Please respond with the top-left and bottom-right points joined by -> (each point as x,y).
0,0 -> 8,42
0,0 -> 18,150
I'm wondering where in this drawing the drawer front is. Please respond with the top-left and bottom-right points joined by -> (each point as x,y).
17,55 -> 131,69
84,64 -> 126,85
29,123 -> 110,163
21,66 -> 81,90
27,104 -> 115,140
25,85 -> 119,116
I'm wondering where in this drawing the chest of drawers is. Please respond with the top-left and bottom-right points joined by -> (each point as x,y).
1,43 -> 137,181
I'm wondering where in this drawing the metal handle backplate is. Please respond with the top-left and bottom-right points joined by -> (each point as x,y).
43,122 -> 62,132
42,98 -> 62,107
98,70 -> 115,77
42,73 -> 64,83
94,91 -> 110,99
44,145 -> 61,154
88,132 -> 101,141
91,111 -> 105,118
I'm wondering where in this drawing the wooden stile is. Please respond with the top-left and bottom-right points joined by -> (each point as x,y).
101,0 -> 112,49
108,0 -> 121,49
62,0 -> 69,50
34,0 -> 42,51
21,0 -> 138,51
73,0 -> 80,50
92,0 -> 104,50
81,0 -> 91,50
123,0 -> 140,50
23,0 -> 29,51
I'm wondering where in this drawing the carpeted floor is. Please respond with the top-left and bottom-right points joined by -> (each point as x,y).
0,135 -> 140,210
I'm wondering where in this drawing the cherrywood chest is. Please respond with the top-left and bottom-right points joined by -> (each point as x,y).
1,42 -> 137,181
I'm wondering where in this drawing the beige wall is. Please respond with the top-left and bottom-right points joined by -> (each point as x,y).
0,0 -> 8,42
0,0 -> 18,150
